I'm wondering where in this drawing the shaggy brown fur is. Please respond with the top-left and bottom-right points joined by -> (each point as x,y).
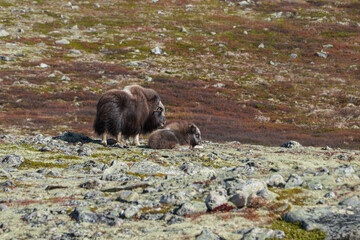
93,85 -> 166,146
148,121 -> 201,149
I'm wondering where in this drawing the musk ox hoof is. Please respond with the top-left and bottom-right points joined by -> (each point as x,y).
111,143 -> 128,148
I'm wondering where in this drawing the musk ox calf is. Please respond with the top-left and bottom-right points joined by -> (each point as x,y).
93,85 -> 166,146
148,121 -> 201,149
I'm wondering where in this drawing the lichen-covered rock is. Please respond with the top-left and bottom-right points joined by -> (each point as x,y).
117,191 -> 139,203
282,206 -> 360,239
0,154 -> 24,168
281,141 -> 303,149
285,174 -> 303,188
196,228 -> 223,240
175,201 -> 207,216
235,227 -> 285,240
205,189 -> 227,211
266,174 -> 285,188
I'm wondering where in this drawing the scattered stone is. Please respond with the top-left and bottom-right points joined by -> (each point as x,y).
205,189 -> 227,211
339,196 -> 360,208
229,192 -> 248,208
316,52 -> 328,59
160,192 -> 185,205
235,227 -> 285,240
258,43 -> 265,48
0,30 -> 9,37
123,205 -> 140,219
285,174 -> 303,188
79,179 -> 102,189
0,204 -> 8,211
265,174 -> 285,187
290,53 -> 298,59
55,39 -> 70,45
54,132 -> 93,143
84,190 -> 106,200
116,191 -> 139,203
39,63 -> 49,68
167,215 -> 185,225
70,208 -> 99,223
150,47 -> 164,55
196,228 -> 223,240
175,201 -> 207,216
282,206 -> 360,239
281,141 -> 303,149
324,192 -> 336,199
0,154 -> 24,168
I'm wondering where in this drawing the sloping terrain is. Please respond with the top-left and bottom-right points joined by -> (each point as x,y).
0,0 -> 359,148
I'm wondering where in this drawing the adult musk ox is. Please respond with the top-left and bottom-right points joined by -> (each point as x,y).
148,121 -> 201,149
93,85 -> 166,146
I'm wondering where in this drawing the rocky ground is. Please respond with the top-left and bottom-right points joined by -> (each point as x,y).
1,132 -> 360,239
1,0 -> 360,148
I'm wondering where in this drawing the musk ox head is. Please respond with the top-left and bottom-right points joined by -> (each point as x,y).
189,123 -> 201,147
152,101 -> 166,127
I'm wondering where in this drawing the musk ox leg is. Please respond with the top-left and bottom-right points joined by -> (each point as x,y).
101,133 -> 107,146
133,134 -> 140,146
116,132 -> 125,146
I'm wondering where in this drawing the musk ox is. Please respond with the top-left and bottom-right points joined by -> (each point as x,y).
148,121 -> 201,149
93,85 -> 166,146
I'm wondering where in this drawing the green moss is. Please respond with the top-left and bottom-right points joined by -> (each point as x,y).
269,188 -> 307,206
321,31 -> 358,38
66,41 -> 102,53
0,1 -> 12,7
126,172 -> 167,179
141,204 -> 172,214
18,159 -> 69,169
268,219 -> 326,240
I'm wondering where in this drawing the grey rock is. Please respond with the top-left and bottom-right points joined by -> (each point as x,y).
229,192 -> 248,208
236,227 -> 285,240
70,208 -> 99,223
339,196 -> 360,208
0,204 -> 8,211
0,30 -> 9,37
150,47 -> 164,55
0,154 -> 24,167
196,228 -> 222,240
303,180 -> 323,190
266,174 -> 285,187
205,189 -> 227,211
175,201 -> 207,216
102,160 -> 129,178
0,168 -> 11,179
225,179 -> 266,196
324,192 -> 336,198
283,206 -> 360,239
83,190 -> 106,200
77,147 -> 93,156
79,179 -> 102,189
316,52 -> 328,59
0,180 -> 16,187
285,174 -> 303,188
123,205 -> 140,219
23,209 -> 53,224
160,192 -> 186,205
290,53 -> 298,59
335,165 -> 356,178
54,132 -> 93,143
167,215 -> 185,225
55,39 -> 70,45
117,191 -> 139,203
281,140 -> 303,149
